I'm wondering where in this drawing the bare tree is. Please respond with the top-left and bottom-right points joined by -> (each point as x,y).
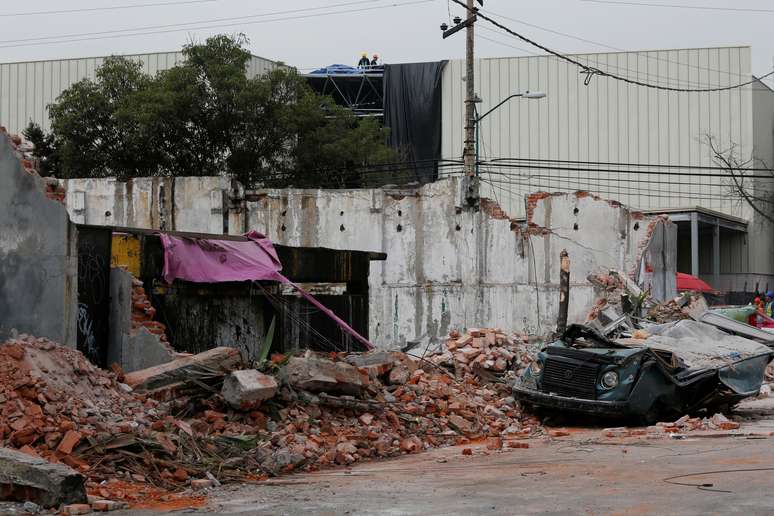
706,135 -> 774,225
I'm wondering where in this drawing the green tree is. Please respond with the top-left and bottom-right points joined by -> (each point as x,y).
22,122 -> 59,177
47,57 -> 158,180
32,34 -> 396,187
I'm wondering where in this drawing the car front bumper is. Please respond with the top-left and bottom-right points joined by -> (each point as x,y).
512,383 -> 633,417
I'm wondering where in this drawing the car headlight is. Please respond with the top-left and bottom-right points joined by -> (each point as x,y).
600,371 -> 619,389
529,360 -> 543,376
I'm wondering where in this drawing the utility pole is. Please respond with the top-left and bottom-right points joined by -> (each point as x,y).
462,0 -> 478,207
441,0 -> 482,208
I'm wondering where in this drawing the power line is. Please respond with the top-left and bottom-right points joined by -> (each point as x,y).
580,0 -> 774,14
479,9 -> 747,87
0,0 -> 434,49
450,0 -> 774,93
0,0 -> 385,45
479,176 -> 746,203
476,25 -> 734,91
478,169 -> 748,200
476,29 -> 543,57
0,0 -> 218,18
477,160 -> 774,179
485,156 -> 774,173
480,179 -> 729,205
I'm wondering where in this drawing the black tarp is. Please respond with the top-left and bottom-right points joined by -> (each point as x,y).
383,61 -> 446,184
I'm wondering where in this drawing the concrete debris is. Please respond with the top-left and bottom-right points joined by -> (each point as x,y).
0,335 -> 159,461
221,370 -> 278,410
0,333 -> 542,509
123,346 -> 243,394
598,413 -> 743,439
283,354 -> 368,396
427,328 -> 537,379
646,298 -> 691,324
0,447 -> 87,507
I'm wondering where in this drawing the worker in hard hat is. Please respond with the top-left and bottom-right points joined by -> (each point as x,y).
370,53 -> 380,67
357,52 -> 370,68
766,291 -> 774,317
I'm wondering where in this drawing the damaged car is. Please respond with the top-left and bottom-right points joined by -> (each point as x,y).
513,320 -> 773,422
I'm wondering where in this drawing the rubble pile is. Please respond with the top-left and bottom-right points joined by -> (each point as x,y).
646,298 -> 691,323
0,334 -> 157,465
0,334 -> 541,507
426,328 -> 538,379
124,349 -> 539,481
601,413 -> 742,439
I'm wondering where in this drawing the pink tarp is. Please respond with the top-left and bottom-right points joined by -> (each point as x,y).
159,231 -> 373,350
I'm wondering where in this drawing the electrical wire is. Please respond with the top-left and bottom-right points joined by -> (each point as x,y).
255,282 -> 347,352
486,156 -> 774,173
0,0 -> 436,49
476,30 -> 541,58
477,160 -> 774,179
663,467 -> 774,494
0,0 -> 218,18
450,0 -> 774,93
581,0 -> 774,14
478,167 -> 757,195
481,7 -> 756,83
479,172 -> 746,202
479,176 -> 744,204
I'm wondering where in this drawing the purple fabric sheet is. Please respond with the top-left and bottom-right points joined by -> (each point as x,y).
159,231 -> 373,350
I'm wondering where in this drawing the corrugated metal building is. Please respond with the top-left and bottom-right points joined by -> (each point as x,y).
0,51 -> 279,134
441,46 -> 774,292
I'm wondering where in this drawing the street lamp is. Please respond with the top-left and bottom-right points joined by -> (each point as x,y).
474,91 -> 546,176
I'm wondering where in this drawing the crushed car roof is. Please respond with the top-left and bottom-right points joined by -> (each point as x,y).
616,320 -> 772,370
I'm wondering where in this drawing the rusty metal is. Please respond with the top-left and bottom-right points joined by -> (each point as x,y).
557,249 -> 570,335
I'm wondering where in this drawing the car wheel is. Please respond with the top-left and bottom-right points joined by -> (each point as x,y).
640,402 -> 665,425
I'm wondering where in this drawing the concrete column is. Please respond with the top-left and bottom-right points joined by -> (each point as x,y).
690,212 -> 699,277
713,221 -> 720,288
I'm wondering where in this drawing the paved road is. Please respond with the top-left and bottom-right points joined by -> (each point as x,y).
118,398 -> 774,515
196,410 -> 774,515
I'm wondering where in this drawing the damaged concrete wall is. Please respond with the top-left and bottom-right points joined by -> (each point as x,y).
244,179 -> 674,348
59,176 -> 675,349
108,268 -> 175,373
0,134 -> 78,346
62,176 -> 229,232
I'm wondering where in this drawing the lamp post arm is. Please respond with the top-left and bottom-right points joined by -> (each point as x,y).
476,93 -> 522,124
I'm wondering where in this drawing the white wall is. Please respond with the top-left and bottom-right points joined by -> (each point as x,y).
60,176 -> 675,349
441,47 -> 756,221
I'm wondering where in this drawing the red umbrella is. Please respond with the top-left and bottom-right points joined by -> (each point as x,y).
676,272 -> 717,293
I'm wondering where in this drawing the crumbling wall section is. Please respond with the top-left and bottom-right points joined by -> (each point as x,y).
246,179 -> 673,348
0,133 -> 78,346
57,175 -> 675,349
62,176 -> 228,232
107,268 -> 175,373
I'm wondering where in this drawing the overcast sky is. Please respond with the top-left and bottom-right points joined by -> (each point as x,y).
1,0 -> 772,81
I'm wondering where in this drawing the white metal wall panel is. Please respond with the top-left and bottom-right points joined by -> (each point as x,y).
0,52 -> 278,134
442,47 -> 756,220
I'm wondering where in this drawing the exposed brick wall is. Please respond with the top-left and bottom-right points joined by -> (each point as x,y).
129,275 -> 170,345
0,126 -> 65,204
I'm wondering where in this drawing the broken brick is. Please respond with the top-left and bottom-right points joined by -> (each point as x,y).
56,430 -> 82,455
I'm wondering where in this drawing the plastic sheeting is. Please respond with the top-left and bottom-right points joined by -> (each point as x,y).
308,64 -> 364,75
383,61 -> 446,184
159,231 -> 374,350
